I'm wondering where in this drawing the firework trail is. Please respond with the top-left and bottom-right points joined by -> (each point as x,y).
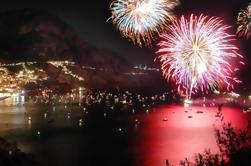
108,0 -> 179,47
156,14 -> 244,99
237,3 -> 251,39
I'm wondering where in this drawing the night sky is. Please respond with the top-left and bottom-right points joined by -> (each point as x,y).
0,0 -> 250,67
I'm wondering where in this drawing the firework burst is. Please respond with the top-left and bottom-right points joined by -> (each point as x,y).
237,3 -> 251,39
109,0 -> 179,47
156,14 -> 244,99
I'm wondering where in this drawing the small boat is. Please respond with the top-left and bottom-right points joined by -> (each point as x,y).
48,119 -> 55,123
0,96 -> 9,101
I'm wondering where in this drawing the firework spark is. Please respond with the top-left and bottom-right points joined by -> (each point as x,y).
109,0 -> 179,47
237,3 -> 251,39
156,14 -> 243,99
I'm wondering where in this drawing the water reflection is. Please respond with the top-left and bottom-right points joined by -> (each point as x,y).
134,105 -> 250,166
0,97 -> 26,129
0,98 -> 250,166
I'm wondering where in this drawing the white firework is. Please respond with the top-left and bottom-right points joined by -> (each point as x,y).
109,0 -> 179,47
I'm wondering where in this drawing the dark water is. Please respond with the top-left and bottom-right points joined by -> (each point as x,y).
0,98 -> 250,166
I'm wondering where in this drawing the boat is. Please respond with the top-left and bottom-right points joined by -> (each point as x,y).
0,96 -> 9,101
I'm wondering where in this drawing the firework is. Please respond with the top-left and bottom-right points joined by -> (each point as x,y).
109,0 -> 179,47
237,3 -> 251,39
156,14 -> 243,99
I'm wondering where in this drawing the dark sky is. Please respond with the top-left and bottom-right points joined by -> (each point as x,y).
0,0 -> 250,66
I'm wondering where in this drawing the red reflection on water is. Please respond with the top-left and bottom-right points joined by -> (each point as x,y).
131,104 -> 250,166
